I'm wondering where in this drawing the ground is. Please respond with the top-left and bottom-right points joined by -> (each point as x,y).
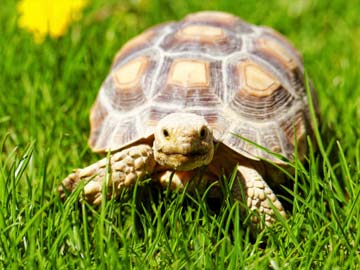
0,0 -> 359,268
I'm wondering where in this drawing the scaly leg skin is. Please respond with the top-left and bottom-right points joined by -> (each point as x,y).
59,144 -> 156,205
234,165 -> 286,227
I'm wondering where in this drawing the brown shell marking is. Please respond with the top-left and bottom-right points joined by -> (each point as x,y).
252,28 -> 306,99
257,38 -> 298,71
161,11 -> 246,56
223,122 -> 260,159
175,24 -> 226,42
184,11 -> 239,27
228,59 -> 294,120
154,57 -> 222,108
280,110 -> 308,157
184,11 -> 254,34
263,28 -> 302,61
161,23 -> 241,56
112,29 -> 156,66
89,100 -> 108,148
239,60 -> 280,97
104,54 -> 156,111
167,59 -> 210,88
94,116 -> 138,151
113,56 -> 149,88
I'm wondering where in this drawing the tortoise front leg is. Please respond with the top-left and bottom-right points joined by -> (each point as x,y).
59,144 -> 156,205
234,165 -> 286,227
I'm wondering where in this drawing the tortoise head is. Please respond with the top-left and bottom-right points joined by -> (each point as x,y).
153,113 -> 214,171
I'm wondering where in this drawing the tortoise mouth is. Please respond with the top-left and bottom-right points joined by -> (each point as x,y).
159,148 -> 209,157
154,147 -> 214,171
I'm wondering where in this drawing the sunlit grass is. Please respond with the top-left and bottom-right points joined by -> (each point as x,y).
0,0 -> 359,268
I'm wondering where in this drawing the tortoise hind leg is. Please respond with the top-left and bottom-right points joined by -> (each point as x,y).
59,144 -> 156,205
234,164 -> 286,227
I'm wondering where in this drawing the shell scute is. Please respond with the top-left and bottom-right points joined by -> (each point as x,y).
89,100 -> 108,148
91,115 -> 138,151
167,58 -> 210,88
153,57 -> 223,108
184,11 -> 253,34
223,122 -> 261,160
104,51 -> 159,111
279,109 -> 309,158
226,58 -> 295,122
113,56 -> 149,88
112,22 -> 174,66
160,21 -> 242,56
176,24 -> 227,43
240,60 -> 281,97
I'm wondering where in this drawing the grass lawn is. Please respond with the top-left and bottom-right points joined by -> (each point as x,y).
1,0 -> 359,268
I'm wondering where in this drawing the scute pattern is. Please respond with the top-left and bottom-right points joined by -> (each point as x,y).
168,59 -> 210,87
184,11 -> 253,34
239,60 -> 280,97
89,11 -> 315,163
160,22 -> 242,56
112,22 -> 173,66
152,57 -> 223,108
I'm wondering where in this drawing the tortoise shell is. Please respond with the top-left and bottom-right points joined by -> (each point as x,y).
89,11 -> 315,163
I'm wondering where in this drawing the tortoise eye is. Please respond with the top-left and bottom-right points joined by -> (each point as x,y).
199,127 -> 207,139
163,129 -> 170,138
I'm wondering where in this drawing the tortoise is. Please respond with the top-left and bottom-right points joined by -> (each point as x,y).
60,11 -> 317,226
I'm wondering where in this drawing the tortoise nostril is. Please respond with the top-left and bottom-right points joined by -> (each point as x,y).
199,127 -> 207,139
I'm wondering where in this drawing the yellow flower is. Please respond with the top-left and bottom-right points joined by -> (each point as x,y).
17,0 -> 88,43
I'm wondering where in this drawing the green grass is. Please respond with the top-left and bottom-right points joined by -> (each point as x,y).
1,0 -> 359,268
